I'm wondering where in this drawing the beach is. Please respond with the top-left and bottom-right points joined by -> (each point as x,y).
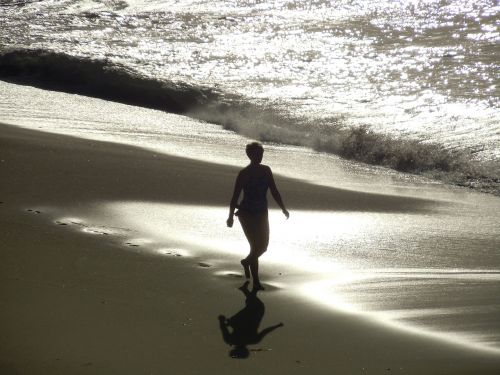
2,123 -> 500,374
2,0 -> 499,372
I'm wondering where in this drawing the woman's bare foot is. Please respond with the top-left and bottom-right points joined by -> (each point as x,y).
252,282 -> 265,292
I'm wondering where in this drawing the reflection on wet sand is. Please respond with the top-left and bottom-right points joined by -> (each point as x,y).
218,282 -> 283,358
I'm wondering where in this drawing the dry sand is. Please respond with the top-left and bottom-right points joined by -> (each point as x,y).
1,123 -> 500,374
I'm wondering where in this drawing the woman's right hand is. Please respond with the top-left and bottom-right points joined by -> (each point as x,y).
282,209 -> 290,219
226,217 -> 234,227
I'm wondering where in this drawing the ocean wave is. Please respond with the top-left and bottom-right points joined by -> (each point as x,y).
1,48 -> 498,195
189,104 -> 500,195
0,48 -> 219,114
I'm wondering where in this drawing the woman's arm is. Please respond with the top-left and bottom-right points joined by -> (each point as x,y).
227,172 -> 243,227
267,167 -> 289,219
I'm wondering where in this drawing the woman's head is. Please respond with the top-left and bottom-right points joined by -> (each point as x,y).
246,142 -> 264,164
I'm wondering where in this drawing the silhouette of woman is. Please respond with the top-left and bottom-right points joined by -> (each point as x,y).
227,142 -> 289,291
218,281 -> 283,358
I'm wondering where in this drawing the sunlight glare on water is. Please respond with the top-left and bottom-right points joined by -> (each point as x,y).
1,0 -> 498,160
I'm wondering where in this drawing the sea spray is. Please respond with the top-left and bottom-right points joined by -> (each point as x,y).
188,99 -> 499,194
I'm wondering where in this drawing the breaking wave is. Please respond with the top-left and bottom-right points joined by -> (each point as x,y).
1,49 -> 498,194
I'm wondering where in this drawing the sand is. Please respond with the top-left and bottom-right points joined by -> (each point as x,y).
1,123 -> 500,374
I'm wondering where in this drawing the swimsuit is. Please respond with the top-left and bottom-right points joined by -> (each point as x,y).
237,173 -> 270,253
237,175 -> 269,215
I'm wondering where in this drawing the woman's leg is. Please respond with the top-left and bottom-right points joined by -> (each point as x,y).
239,212 -> 269,288
251,213 -> 269,289
238,213 -> 257,278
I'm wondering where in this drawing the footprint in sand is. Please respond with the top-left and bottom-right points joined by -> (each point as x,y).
125,242 -> 139,247
27,209 -> 41,214
157,248 -> 187,257
53,217 -> 119,240
87,229 -> 109,235
198,262 -> 211,268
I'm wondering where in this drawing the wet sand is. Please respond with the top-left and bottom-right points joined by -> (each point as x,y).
1,123 -> 500,374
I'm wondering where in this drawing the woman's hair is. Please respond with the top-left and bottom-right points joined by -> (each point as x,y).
245,142 -> 264,160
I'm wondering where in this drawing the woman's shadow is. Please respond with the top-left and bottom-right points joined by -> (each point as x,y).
218,281 -> 283,359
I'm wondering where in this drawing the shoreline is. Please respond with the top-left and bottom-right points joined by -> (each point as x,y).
0,122 -> 437,212
1,123 -> 500,374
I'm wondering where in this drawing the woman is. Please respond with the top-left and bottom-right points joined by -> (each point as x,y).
227,142 -> 289,291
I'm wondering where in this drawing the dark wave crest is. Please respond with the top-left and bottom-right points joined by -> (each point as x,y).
1,49 -> 498,194
0,48 -> 220,114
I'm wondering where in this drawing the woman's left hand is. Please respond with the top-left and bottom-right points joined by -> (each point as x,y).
282,209 -> 290,219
